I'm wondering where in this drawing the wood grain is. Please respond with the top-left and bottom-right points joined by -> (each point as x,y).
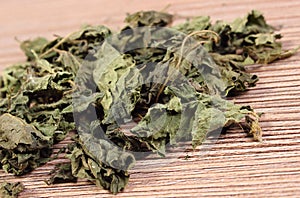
1,0 -> 300,197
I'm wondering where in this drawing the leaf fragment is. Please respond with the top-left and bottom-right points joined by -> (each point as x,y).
0,182 -> 24,198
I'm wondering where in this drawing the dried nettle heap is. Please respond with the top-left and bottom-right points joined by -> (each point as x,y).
0,10 -> 297,195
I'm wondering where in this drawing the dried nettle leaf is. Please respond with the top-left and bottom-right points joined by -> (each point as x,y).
0,182 -> 24,198
125,10 -> 173,27
0,113 -> 51,175
0,9 -> 297,194
66,135 -> 131,194
45,163 -> 77,185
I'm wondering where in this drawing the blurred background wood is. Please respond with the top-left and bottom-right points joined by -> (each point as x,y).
0,0 -> 300,197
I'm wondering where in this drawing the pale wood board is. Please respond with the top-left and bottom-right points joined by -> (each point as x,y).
0,0 -> 300,197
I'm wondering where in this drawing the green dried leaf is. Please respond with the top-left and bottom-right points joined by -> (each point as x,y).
20,37 -> 48,60
45,163 -> 77,185
67,137 -> 131,194
0,113 -> 52,175
0,182 -> 24,198
125,10 -> 173,27
174,16 -> 211,33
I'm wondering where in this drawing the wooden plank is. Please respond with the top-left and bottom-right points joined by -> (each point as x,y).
0,0 -> 300,197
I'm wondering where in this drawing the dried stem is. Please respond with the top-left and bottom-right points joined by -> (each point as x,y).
155,30 -> 220,102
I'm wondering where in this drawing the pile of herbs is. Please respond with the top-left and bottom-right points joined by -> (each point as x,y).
0,10 -> 297,194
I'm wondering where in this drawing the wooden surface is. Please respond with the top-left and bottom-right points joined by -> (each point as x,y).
1,0 -> 300,197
